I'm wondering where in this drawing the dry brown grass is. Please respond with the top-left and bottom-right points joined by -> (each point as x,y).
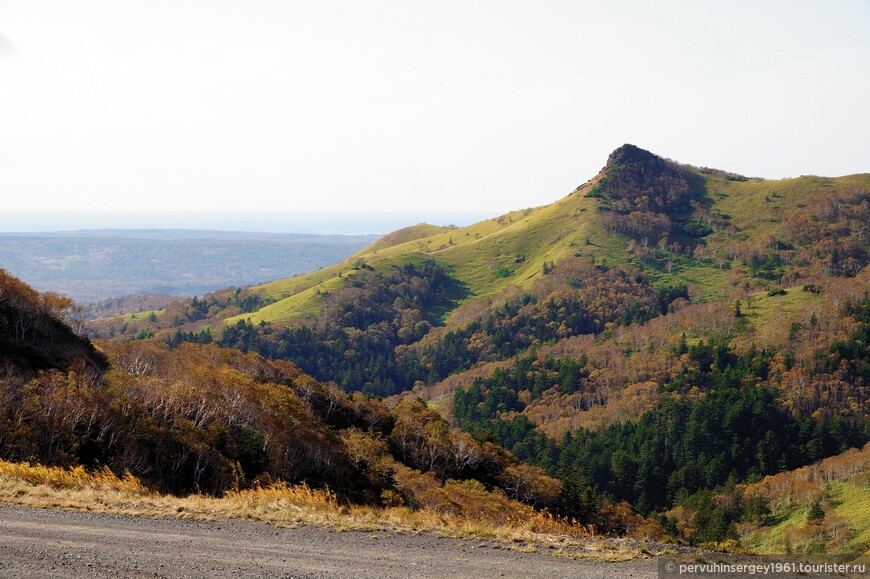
0,462 -> 149,495
0,459 -> 651,560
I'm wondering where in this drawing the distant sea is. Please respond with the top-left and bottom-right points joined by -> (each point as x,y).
0,211 -> 492,236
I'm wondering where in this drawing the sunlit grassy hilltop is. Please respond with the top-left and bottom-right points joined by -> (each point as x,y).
223,145 -> 870,329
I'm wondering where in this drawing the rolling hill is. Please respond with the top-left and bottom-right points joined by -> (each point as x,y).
93,145 -> 868,359
136,145 -> 866,329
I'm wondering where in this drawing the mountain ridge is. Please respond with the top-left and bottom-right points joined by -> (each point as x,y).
96,144 -> 867,337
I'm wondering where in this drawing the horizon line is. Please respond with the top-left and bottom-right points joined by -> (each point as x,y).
0,209 -> 498,236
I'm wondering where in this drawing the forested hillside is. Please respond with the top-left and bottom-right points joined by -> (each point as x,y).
0,268 -> 107,372
81,145 -> 870,550
3,269 -> 622,537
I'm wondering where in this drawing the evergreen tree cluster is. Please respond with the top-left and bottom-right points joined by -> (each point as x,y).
453,337 -> 870,539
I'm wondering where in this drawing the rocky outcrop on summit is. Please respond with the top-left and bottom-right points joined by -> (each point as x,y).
591,144 -> 713,249
593,144 -> 705,214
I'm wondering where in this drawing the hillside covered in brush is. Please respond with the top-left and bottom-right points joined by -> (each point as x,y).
4,270 -> 645,536
86,145 -> 870,549
0,268 -> 107,373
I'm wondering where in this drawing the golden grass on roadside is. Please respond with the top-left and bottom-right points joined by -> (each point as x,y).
0,461 -> 347,525
0,461 -> 149,495
0,459 -> 650,560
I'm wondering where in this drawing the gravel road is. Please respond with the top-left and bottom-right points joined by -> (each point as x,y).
0,503 -> 657,578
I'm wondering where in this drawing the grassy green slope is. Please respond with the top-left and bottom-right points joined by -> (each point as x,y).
224,153 -> 870,328
712,173 -> 870,234
365,223 -> 456,253
741,443 -> 870,555
228,182 -> 609,326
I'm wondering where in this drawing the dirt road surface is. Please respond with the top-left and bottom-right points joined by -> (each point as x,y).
0,503 -> 658,578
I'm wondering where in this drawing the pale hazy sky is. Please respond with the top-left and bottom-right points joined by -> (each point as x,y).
1,1 -> 868,229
